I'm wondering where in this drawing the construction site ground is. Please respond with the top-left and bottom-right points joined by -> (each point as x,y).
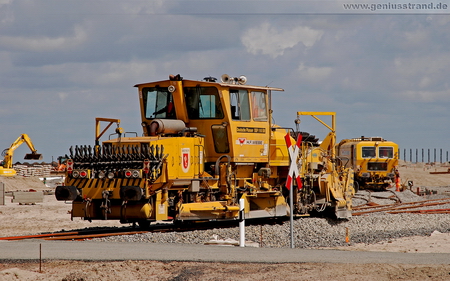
1,162 -> 450,280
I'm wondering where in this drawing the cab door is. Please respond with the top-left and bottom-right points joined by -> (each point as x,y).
228,89 -> 270,163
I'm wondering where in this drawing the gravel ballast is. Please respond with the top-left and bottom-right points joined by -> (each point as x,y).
93,188 -> 450,249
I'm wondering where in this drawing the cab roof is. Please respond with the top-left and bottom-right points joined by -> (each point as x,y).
134,78 -> 284,92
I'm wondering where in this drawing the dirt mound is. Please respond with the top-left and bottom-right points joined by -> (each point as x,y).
0,176 -> 49,192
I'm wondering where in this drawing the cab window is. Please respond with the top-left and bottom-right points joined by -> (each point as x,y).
142,87 -> 175,119
184,86 -> 224,119
251,91 -> 267,121
361,147 -> 376,158
230,89 -> 250,121
211,124 -> 229,153
379,147 -> 393,158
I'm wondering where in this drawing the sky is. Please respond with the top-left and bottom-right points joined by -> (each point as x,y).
1,0 -> 450,164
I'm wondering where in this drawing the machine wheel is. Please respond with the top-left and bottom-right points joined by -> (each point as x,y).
353,181 -> 360,193
138,220 -> 151,230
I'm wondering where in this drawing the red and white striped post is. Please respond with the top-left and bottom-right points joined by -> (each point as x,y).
284,133 -> 302,249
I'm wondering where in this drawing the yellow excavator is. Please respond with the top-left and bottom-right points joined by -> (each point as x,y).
0,134 -> 43,177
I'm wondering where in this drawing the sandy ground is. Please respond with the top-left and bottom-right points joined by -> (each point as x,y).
1,164 -> 450,280
0,176 -> 123,237
1,261 -> 450,281
335,161 -> 450,254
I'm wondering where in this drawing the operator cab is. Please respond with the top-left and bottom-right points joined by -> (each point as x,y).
136,74 -> 283,164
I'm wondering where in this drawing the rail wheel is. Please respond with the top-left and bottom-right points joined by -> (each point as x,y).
138,220 -> 151,230
353,181 -> 360,193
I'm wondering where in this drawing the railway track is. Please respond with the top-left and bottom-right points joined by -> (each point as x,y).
0,218 -> 280,241
0,228 -> 149,241
2,195 -> 450,241
352,197 -> 450,216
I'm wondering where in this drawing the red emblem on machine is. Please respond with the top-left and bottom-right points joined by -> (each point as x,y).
181,148 -> 190,173
183,153 -> 188,169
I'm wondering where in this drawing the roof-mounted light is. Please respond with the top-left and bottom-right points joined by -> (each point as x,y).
203,76 -> 217,82
221,74 -> 247,85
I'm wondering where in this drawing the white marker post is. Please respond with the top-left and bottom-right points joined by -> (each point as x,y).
239,198 -> 245,247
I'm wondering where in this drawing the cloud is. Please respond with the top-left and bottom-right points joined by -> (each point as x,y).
0,0 -> 12,6
0,25 -> 87,52
1,1 -> 450,161
399,90 -> 450,103
241,22 -> 323,58
57,92 -> 69,101
404,29 -> 429,46
297,63 -> 333,83
0,0 -> 14,23
393,55 -> 450,97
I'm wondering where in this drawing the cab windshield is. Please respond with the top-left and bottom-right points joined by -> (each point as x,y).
379,147 -> 394,158
142,87 -> 175,119
361,147 -> 376,158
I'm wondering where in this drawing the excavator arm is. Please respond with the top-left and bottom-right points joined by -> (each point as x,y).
1,134 -> 42,169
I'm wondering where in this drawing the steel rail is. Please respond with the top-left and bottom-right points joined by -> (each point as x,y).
0,227 -> 149,241
0,217 -> 284,241
387,208 -> 450,214
0,231 -> 80,241
352,197 -> 450,211
43,231 -> 148,241
352,198 -> 450,216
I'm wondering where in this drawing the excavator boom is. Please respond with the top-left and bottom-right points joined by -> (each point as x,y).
0,134 -> 42,176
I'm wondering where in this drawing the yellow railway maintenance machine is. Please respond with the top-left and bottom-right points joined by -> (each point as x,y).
337,137 -> 399,191
56,74 -> 355,227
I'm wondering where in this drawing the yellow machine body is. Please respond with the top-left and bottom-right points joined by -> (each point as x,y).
56,75 -> 355,226
337,137 -> 399,190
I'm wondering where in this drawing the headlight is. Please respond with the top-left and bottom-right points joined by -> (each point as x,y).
79,170 -> 88,178
72,170 -> 80,178
72,169 -> 89,179
98,171 -> 106,179
132,170 -> 141,178
124,169 -> 142,178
